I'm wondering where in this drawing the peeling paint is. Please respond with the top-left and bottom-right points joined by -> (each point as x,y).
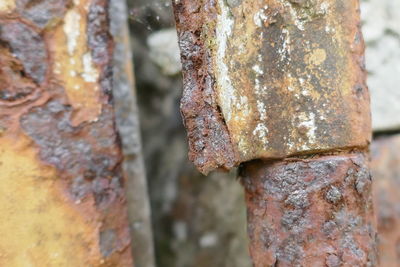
82,52 -> 100,83
278,28 -> 291,62
64,10 -> 81,56
253,5 -> 269,27
297,112 -> 317,148
215,0 -> 236,123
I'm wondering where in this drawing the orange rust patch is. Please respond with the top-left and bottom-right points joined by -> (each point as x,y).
0,135 -> 101,266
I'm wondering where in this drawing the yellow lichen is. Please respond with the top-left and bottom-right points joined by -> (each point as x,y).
307,48 -> 327,66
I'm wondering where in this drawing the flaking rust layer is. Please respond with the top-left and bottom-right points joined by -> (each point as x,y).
241,154 -> 377,267
173,0 -> 371,174
173,0 -> 238,174
0,0 -> 133,266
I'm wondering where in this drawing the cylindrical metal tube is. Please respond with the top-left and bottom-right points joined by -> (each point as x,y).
173,0 -> 371,175
0,0 -> 133,265
241,154 -> 377,266
173,0 -> 375,265
371,135 -> 400,267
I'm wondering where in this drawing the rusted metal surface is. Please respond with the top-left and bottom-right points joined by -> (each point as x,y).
241,154 -> 377,266
172,0 -> 237,175
371,135 -> 400,266
0,0 -> 133,266
174,0 -> 375,265
173,0 -> 371,175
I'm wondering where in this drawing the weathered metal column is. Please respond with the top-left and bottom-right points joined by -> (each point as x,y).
371,135 -> 400,266
0,0 -> 133,266
173,0 -> 376,266
110,0 -> 156,266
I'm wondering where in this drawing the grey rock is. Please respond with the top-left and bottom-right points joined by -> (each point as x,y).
147,28 -> 182,76
361,0 -> 400,131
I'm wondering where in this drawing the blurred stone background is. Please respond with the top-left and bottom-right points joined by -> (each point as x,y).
362,0 -> 400,131
125,0 -> 400,266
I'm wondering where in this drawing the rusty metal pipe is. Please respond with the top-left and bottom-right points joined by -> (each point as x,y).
172,0 -> 376,265
0,0 -> 133,265
371,135 -> 400,267
111,0 -> 156,266
241,154 -> 376,266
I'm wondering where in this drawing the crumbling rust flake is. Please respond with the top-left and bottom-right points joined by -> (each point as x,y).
173,0 -> 238,174
0,0 -> 133,266
240,154 -> 377,267
173,0 -> 371,174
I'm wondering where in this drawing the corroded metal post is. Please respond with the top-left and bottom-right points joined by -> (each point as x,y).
371,135 -> 400,267
173,0 -> 376,266
0,1 -> 133,266
110,0 -> 155,266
